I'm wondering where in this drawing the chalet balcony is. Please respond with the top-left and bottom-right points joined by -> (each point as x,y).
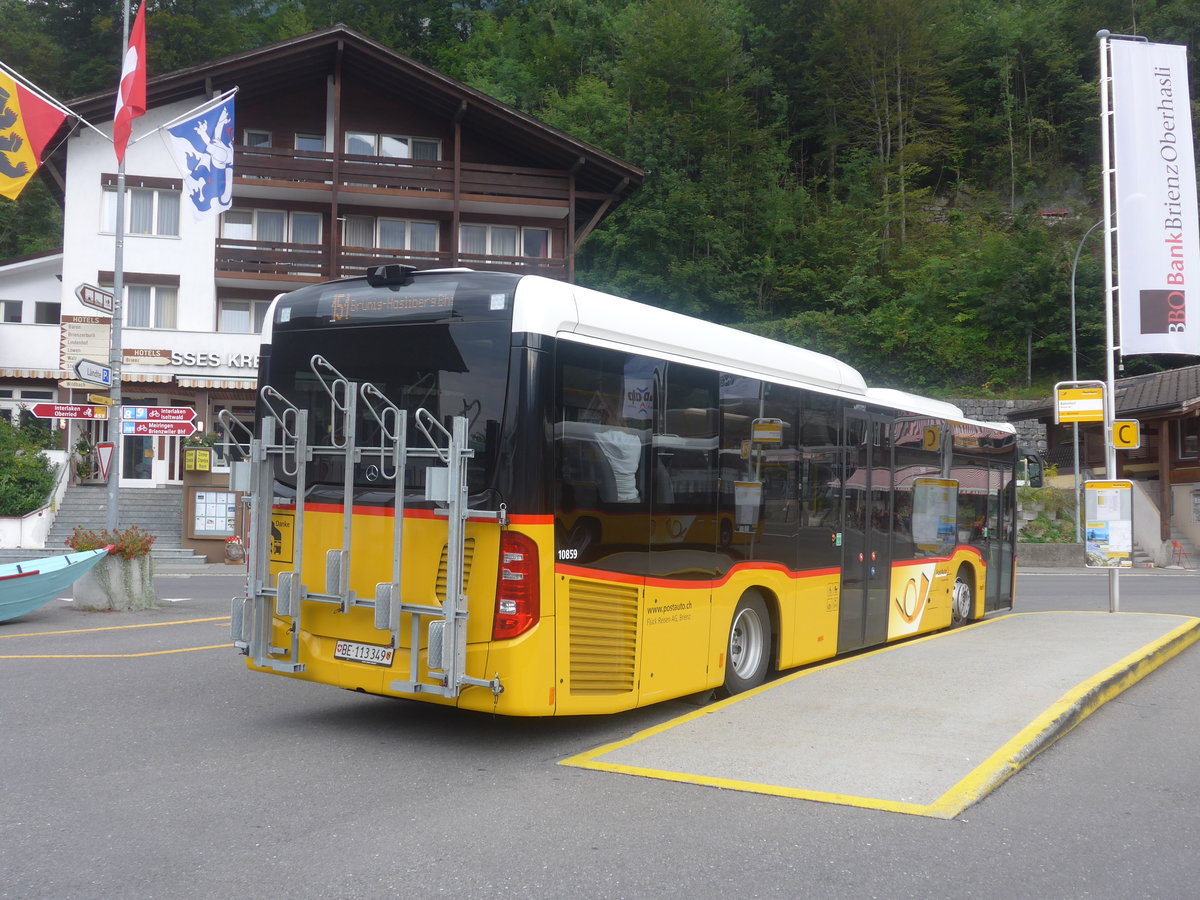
232,145 -> 572,215
220,145 -> 574,288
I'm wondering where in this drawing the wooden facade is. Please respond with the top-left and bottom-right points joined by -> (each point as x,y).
53,26 -> 644,293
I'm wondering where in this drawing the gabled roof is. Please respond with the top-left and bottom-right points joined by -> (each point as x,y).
1010,363 -> 1200,421
56,25 -> 643,199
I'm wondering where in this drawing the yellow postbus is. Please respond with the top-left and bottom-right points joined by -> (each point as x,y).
228,265 -> 1018,715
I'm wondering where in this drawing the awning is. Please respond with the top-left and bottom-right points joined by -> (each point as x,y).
177,377 -> 257,389
0,368 -> 62,379
124,372 -> 174,383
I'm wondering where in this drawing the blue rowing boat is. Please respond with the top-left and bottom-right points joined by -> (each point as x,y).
0,547 -> 113,623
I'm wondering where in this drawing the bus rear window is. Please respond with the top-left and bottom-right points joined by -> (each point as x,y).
264,319 -> 511,496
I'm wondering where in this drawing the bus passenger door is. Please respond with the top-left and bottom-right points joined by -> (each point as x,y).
984,463 -> 1015,611
838,412 -> 894,653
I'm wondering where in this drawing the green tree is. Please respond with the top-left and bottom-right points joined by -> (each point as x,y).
810,0 -> 965,253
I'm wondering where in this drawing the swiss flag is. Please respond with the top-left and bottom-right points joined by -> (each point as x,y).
112,3 -> 146,163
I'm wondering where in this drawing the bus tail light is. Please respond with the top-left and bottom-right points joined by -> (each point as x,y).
493,531 -> 540,640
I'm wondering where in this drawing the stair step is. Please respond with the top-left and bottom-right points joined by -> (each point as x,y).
6,483 -> 202,565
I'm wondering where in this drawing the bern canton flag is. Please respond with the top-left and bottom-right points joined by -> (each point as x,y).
166,92 -> 235,221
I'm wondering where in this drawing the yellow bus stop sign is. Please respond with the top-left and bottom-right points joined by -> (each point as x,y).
1056,386 -> 1105,423
1112,419 -> 1141,450
922,426 -> 941,452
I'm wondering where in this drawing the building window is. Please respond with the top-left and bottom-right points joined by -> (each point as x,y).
244,129 -> 271,148
34,302 -> 60,324
1180,418 -> 1200,461
222,209 -> 322,245
523,227 -> 550,258
461,224 -> 551,260
218,299 -> 271,334
295,134 -> 324,152
103,186 -> 180,237
2,300 -> 21,323
126,285 -> 177,329
344,132 -> 440,160
342,215 -> 438,252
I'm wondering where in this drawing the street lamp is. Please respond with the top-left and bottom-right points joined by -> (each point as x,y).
1069,218 -> 1105,542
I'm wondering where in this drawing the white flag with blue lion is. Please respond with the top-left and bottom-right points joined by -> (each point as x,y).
164,90 -> 236,221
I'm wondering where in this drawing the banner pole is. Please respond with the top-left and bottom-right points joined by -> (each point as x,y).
1097,29 -> 1120,612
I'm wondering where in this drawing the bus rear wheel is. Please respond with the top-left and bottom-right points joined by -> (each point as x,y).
951,568 -> 974,626
718,591 -> 770,697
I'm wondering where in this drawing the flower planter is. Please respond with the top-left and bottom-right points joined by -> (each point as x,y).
73,554 -> 157,611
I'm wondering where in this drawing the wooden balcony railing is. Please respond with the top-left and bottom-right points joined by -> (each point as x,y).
234,145 -> 571,203
215,239 -> 327,279
216,240 -> 568,281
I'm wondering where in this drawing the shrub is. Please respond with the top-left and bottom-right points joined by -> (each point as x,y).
66,524 -> 156,559
0,417 -> 59,517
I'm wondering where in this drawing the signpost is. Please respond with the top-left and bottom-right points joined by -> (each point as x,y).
74,283 -> 114,316
120,406 -> 197,437
73,358 -> 113,387
1054,381 -> 1106,423
30,403 -> 109,420
1112,419 -> 1141,450
59,315 -> 112,390
95,442 -> 115,480
121,420 -> 197,437
121,406 -> 197,423
88,393 -> 114,406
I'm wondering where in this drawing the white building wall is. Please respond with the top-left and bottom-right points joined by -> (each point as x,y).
0,254 -> 63,373
59,97 -> 221,330
52,96 -> 262,386
0,253 -> 62,323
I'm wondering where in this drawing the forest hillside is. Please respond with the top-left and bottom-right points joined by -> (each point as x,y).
2,0 -> 1198,394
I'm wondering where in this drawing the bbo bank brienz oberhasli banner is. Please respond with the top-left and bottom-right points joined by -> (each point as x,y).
1110,39 -> 1199,356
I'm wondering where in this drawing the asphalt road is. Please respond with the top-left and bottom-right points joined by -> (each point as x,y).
1,570 -> 1197,899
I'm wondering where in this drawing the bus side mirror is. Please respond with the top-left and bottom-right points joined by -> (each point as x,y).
1021,454 -> 1044,488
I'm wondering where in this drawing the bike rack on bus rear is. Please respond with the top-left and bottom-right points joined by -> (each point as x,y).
225,355 -> 504,698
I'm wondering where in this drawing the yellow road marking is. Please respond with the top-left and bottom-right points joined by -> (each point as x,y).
0,616 -> 231,640
0,643 -> 231,660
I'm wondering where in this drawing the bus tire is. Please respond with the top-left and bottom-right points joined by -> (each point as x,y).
951,567 -> 974,626
718,591 -> 771,697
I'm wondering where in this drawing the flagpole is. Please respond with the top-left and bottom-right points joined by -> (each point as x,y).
0,60 -> 108,139
145,86 -> 237,137
106,0 -> 131,532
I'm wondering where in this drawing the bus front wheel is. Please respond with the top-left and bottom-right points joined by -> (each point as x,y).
951,568 -> 974,626
718,591 -> 770,697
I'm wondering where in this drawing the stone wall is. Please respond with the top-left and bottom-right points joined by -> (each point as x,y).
1016,542 -> 1084,568
952,398 -> 1046,453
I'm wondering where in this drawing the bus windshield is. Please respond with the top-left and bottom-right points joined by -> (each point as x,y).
264,275 -> 518,497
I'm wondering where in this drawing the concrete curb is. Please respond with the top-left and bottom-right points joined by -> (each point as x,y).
930,615 -> 1200,818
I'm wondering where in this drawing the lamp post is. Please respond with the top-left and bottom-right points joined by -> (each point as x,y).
1069,218 -> 1105,542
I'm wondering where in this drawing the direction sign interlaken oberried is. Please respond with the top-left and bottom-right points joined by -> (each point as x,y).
30,403 -> 109,420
